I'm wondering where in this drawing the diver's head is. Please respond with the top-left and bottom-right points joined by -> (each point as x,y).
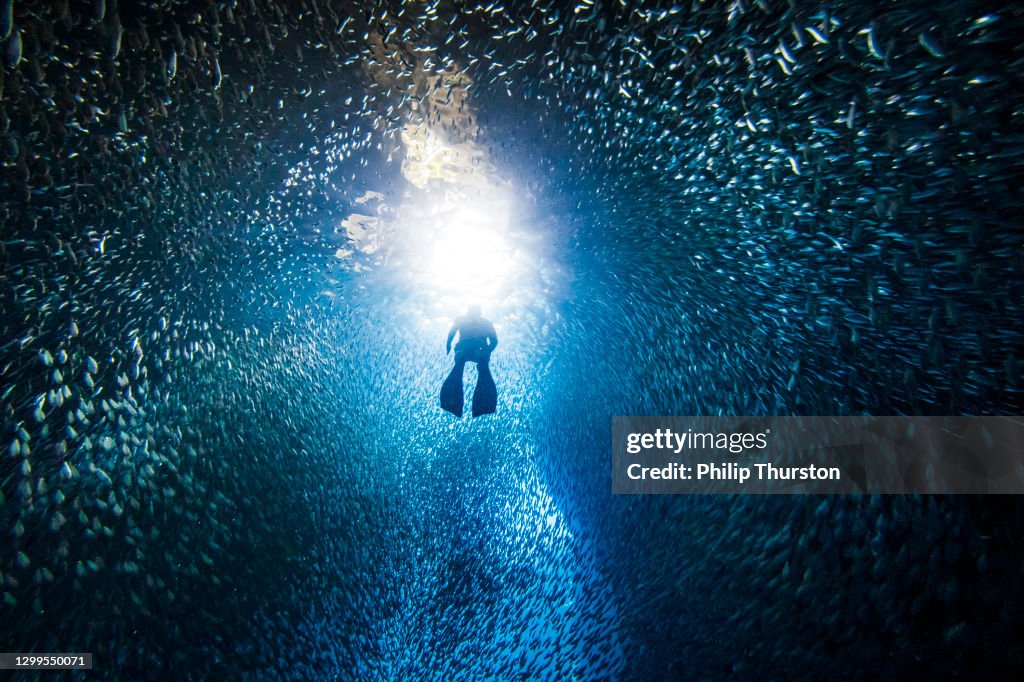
467,304 -> 482,318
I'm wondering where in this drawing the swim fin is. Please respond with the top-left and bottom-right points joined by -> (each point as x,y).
440,362 -> 465,417
471,362 -> 497,417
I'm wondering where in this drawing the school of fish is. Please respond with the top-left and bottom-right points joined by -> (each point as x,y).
1,0 -> 1022,679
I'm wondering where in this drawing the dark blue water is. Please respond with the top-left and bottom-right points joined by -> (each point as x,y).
1,0 -> 1023,679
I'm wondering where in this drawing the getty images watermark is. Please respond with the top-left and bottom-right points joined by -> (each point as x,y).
612,416 -> 1024,494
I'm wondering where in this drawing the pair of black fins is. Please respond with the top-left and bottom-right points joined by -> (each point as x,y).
440,359 -> 497,418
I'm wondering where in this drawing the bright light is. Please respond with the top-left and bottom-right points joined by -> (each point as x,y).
386,124 -> 537,320
394,184 -> 529,320
426,203 -> 516,302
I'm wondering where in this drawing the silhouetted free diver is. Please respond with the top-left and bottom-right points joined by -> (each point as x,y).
440,305 -> 498,418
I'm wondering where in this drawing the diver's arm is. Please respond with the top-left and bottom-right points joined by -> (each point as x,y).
446,325 -> 457,354
487,328 -> 498,351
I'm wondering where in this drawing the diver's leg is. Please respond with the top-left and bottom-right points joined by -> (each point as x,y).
471,353 -> 497,417
440,356 -> 466,417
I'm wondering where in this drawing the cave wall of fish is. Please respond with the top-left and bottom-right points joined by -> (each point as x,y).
2,0 -> 1023,679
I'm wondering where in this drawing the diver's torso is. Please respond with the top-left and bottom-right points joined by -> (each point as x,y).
455,316 -> 494,349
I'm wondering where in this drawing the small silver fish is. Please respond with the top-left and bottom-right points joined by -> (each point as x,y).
918,32 -> 945,58
5,27 -> 21,67
0,0 -> 12,41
